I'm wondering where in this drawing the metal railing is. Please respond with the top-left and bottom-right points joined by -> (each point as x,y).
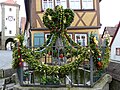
17,46 -> 106,87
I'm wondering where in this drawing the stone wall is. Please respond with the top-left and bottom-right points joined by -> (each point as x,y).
107,61 -> 120,90
109,79 -> 120,90
0,68 -> 16,78
13,74 -> 112,90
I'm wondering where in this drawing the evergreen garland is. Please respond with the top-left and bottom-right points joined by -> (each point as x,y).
12,6 -> 110,77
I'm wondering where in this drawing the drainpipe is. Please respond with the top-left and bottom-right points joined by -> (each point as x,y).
29,0 -> 32,47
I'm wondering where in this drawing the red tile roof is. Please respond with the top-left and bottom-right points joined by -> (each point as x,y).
4,0 -> 16,4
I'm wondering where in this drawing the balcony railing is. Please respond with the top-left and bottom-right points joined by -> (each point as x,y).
17,46 -> 106,87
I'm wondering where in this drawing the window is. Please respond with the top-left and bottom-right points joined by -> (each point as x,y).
69,0 -> 81,10
55,0 -> 67,9
42,0 -> 94,10
75,34 -> 87,46
42,0 -> 67,10
42,0 -> 54,10
34,33 -> 44,47
9,8 -> 12,11
9,30 -> 12,34
82,0 -> 93,9
116,48 -> 120,56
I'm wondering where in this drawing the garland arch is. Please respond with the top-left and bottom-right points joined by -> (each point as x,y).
12,6 -> 110,77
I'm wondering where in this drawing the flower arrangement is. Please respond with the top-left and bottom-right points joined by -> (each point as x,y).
89,33 -> 110,69
12,6 -> 110,78
12,33 -> 110,77
43,5 -> 74,32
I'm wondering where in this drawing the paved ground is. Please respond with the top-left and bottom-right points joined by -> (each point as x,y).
0,50 -> 12,69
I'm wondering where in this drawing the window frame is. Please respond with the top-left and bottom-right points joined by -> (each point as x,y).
81,0 -> 94,10
116,48 -> 120,56
42,0 -> 54,10
34,33 -> 44,47
9,30 -> 12,34
41,0 -> 94,11
75,33 -> 88,46
55,0 -> 67,9
69,0 -> 81,10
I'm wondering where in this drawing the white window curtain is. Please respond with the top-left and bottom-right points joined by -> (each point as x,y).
69,0 -> 81,9
82,0 -> 93,9
75,34 -> 87,46
42,0 -> 54,10
45,33 -> 50,41
55,0 -> 67,9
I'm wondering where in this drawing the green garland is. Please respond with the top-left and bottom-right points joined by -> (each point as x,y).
43,6 -> 74,31
12,34 -> 110,77
12,6 -> 110,77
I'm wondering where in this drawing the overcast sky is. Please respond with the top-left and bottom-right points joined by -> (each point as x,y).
0,0 -> 120,34
100,0 -> 120,33
0,0 -> 26,18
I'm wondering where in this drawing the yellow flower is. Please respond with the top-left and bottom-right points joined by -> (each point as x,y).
93,37 -> 96,41
42,62 -> 44,64
63,19 -> 66,23
88,50 -> 90,52
94,40 -> 98,45
48,15 -> 51,20
14,38 -> 19,42
21,59 -> 24,62
93,37 -> 98,45
99,53 -> 101,56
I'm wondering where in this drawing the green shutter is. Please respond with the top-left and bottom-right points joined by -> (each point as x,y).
88,32 -> 90,44
34,33 -> 44,47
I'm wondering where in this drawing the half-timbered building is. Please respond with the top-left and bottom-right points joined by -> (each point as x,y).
24,0 -> 102,47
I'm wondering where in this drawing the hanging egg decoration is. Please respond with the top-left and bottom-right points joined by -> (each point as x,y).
19,62 -> 23,67
59,54 -> 64,59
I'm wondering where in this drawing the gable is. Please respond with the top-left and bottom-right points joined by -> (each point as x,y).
112,28 -> 120,47
110,22 -> 120,61
110,22 -> 120,47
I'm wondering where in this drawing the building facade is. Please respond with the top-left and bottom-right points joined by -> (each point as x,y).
107,22 -> 120,90
101,27 -> 117,46
24,0 -> 101,47
0,0 -> 20,50
110,22 -> 120,61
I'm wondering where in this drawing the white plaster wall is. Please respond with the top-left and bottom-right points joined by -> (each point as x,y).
4,5 -> 16,36
0,4 -> 1,32
111,28 -> 120,61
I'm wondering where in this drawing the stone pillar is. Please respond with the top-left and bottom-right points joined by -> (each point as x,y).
1,4 -> 5,50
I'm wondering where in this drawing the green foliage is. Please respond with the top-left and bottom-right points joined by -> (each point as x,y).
12,6 -> 110,78
12,33 -> 110,78
40,76 -> 60,85
43,6 -> 74,31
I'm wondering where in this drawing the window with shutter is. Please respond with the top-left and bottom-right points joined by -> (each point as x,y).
34,33 -> 44,47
